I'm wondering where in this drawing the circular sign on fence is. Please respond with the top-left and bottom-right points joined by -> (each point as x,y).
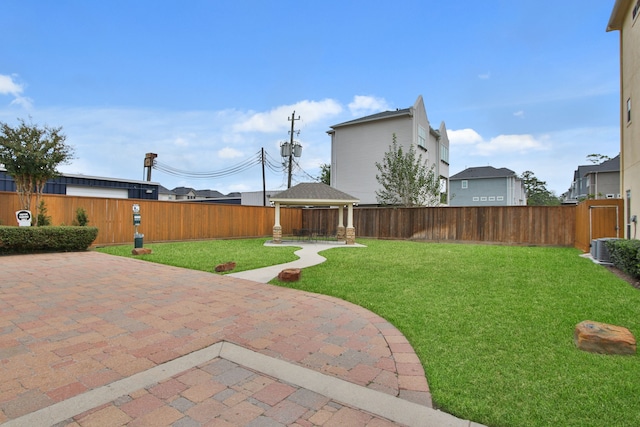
16,210 -> 32,227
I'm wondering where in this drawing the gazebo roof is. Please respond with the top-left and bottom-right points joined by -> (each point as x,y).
270,183 -> 359,206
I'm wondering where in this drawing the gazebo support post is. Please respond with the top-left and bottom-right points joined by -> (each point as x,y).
336,205 -> 346,241
346,203 -> 355,245
273,202 -> 282,243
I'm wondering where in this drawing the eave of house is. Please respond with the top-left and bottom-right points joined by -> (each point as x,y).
607,0 -> 632,31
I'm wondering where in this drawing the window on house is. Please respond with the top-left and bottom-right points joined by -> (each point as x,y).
440,144 -> 449,164
489,196 -> 496,201
497,196 -> 504,201
461,180 -> 468,189
418,126 -> 427,149
480,197 -> 487,201
627,98 -> 632,123
606,194 -> 615,199
473,197 -> 479,201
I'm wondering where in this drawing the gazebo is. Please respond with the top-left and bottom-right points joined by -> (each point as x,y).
270,183 -> 360,245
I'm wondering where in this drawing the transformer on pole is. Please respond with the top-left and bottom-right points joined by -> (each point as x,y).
280,111 -> 302,188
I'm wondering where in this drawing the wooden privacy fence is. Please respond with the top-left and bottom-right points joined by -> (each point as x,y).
304,205 -> 578,247
574,199 -> 624,252
0,191 -> 623,250
0,192 -> 302,246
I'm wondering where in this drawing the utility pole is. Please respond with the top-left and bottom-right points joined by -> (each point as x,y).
287,111 -> 300,188
261,147 -> 266,206
143,153 -> 158,181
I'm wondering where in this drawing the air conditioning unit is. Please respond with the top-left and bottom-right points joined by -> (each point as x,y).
595,238 -> 621,264
590,239 -> 599,259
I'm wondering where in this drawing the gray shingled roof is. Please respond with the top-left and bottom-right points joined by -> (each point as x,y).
158,185 -> 175,195
450,166 -> 517,180
196,189 -> 225,198
573,155 -> 620,180
329,108 -> 412,129
172,186 -> 196,195
271,183 -> 359,203
586,155 -> 620,174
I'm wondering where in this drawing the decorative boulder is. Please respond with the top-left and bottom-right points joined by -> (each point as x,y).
131,248 -> 152,255
278,268 -> 301,282
574,320 -> 636,355
215,261 -> 236,273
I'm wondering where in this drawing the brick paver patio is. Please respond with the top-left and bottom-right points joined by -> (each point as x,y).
0,251 -> 433,426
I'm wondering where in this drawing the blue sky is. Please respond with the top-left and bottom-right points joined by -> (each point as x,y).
0,1 -> 620,196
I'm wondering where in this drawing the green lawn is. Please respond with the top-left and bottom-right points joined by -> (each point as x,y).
97,238 -> 640,427
95,238 -> 299,273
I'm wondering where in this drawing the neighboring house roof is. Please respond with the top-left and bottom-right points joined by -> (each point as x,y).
328,106 -> 442,137
172,186 -> 196,196
158,185 -> 175,195
450,166 -> 517,180
572,155 -> 620,181
329,108 -> 412,129
271,183 -> 359,205
196,189 -> 225,198
584,155 -> 620,174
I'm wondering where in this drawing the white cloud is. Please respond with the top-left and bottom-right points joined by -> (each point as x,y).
218,147 -> 243,158
478,72 -> 491,79
447,128 -> 483,145
348,95 -> 390,117
233,99 -> 342,133
513,110 -> 525,118
448,128 -> 546,155
0,74 -> 23,96
476,134 -> 547,155
0,74 -> 33,109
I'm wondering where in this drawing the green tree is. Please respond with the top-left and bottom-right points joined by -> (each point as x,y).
520,170 -> 560,206
0,119 -> 73,225
36,200 -> 52,226
73,207 -> 90,226
318,163 -> 331,185
375,134 -> 440,207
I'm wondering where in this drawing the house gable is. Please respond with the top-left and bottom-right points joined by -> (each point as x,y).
328,95 -> 449,206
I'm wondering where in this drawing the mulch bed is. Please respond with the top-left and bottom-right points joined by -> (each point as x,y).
605,265 -> 640,290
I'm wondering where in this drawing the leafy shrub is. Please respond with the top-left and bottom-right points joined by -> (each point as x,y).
0,226 -> 99,254
73,207 -> 89,226
37,200 -> 52,226
604,239 -> 640,279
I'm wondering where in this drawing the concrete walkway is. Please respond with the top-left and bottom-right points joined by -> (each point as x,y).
0,246 -> 483,427
227,240 -> 366,283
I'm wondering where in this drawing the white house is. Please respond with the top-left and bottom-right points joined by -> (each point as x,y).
327,95 -> 450,206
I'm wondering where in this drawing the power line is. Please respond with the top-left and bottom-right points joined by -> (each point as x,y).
291,157 -> 319,182
152,150 -> 262,179
149,148 -> 318,187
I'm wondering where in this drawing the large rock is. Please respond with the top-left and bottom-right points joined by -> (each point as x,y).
215,261 -> 236,273
574,320 -> 636,355
278,268 -> 301,282
131,248 -> 152,255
